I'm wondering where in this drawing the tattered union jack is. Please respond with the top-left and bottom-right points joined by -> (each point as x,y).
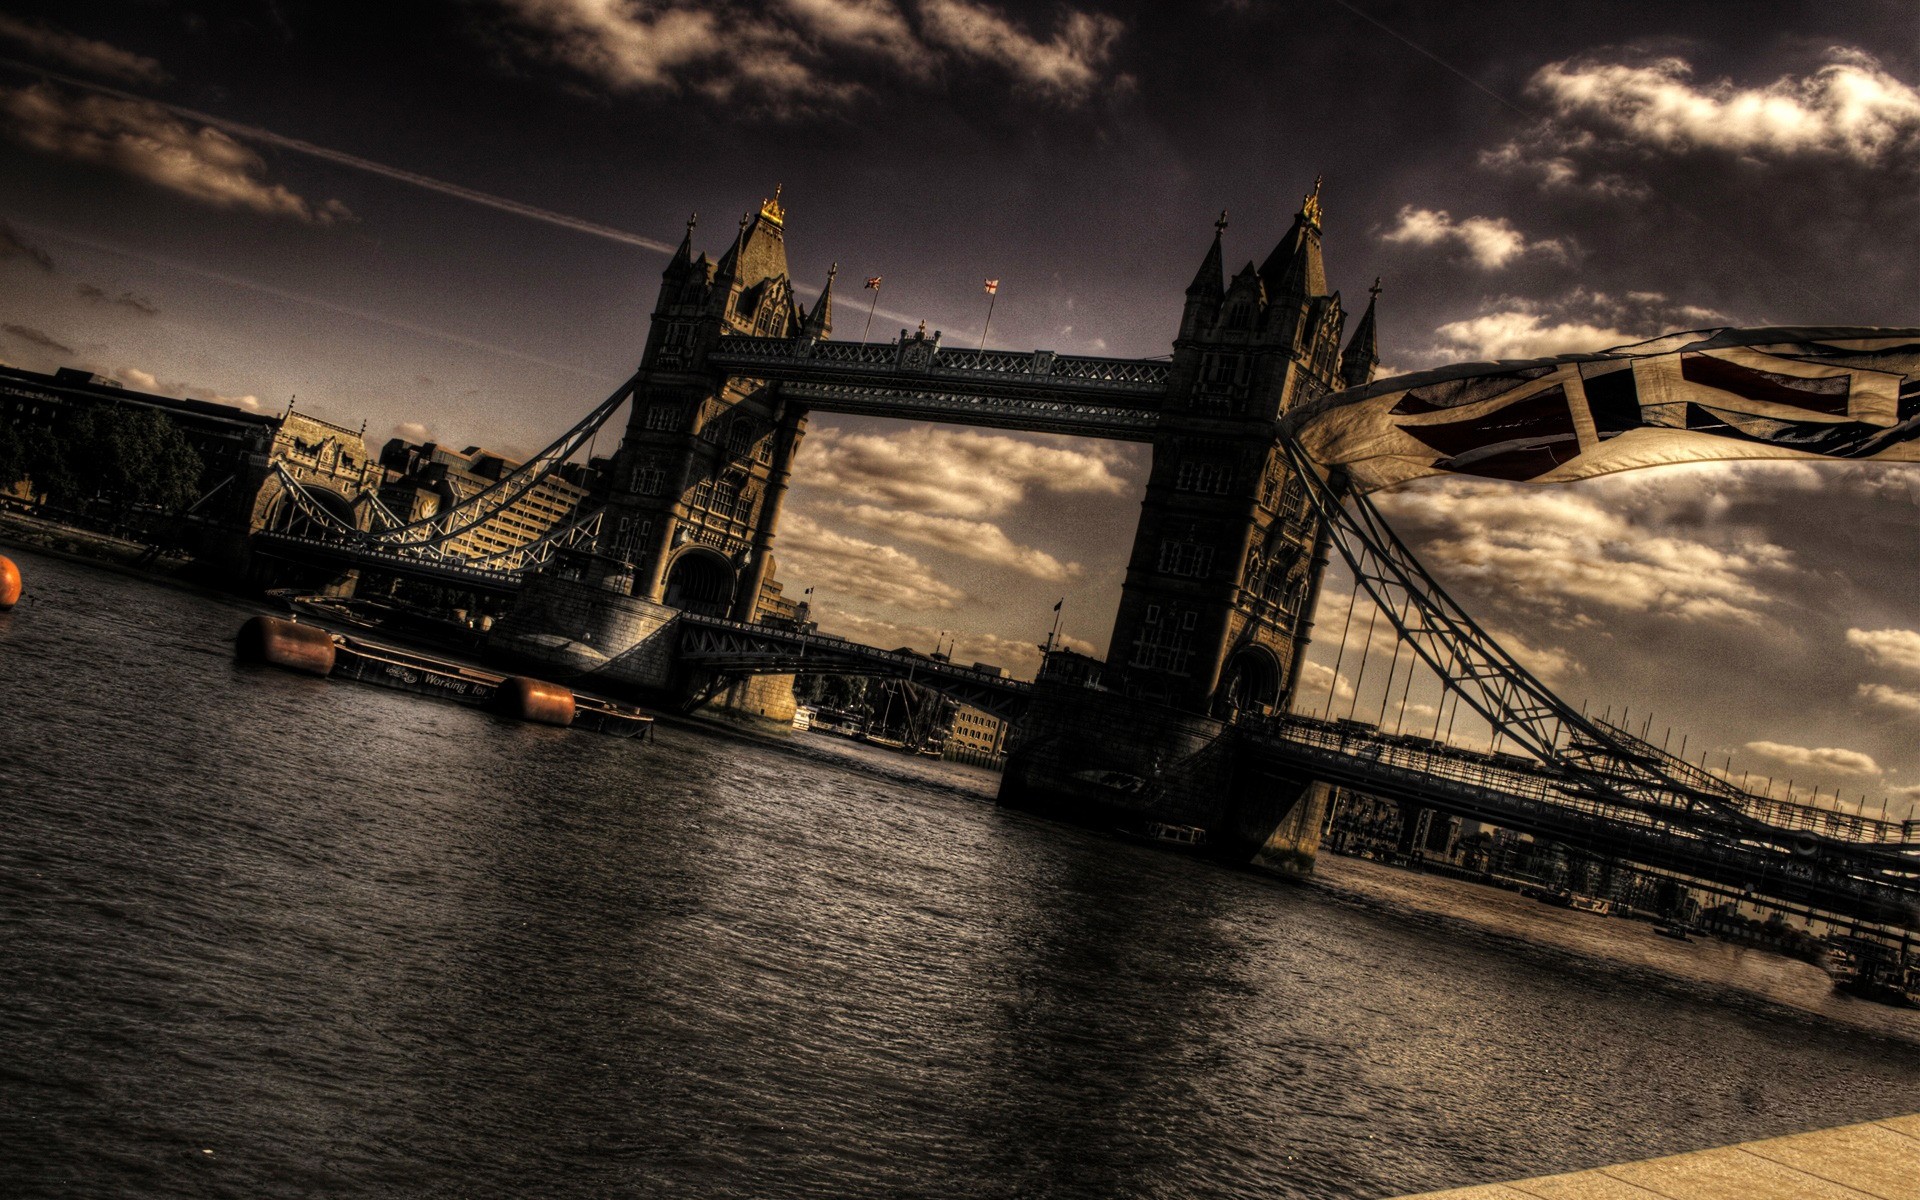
1286,327 -> 1920,492
864,276 -> 881,289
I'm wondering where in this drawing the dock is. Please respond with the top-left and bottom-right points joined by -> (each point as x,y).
237,615 -> 654,738
1390,1112 -> 1920,1199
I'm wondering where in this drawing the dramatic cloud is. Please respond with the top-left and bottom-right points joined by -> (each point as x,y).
0,15 -> 169,86
1418,289 -> 1725,365
0,219 -> 54,271
777,511 -> 966,611
917,0 -> 1123,100
1379,205 -> 1567,270
111,366 -> 261,411
75,283 -> 158,315
795,425 -> 1131,518
1858,682 -> 1920,717
1487,48 -> 1920,193
1743,740 -> 1879,777
1375,477 -> 1794,627
1845,628 -> 1920,675
0,83 -> 352,224
2,323 -> 73,354
492,0 -> 1126,108
826,502 -> 1081,582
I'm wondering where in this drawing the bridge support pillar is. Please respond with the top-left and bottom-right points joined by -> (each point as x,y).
1000,676 -> 1328,876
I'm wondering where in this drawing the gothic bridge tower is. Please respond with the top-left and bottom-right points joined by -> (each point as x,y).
1104,181 -> 1379,720
604,187 -> 832,621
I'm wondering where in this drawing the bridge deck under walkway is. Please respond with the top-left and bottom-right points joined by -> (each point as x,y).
1389,1111 -> 1920,1199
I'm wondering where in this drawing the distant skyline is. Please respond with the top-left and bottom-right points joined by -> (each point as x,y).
2,1 -> 1919,813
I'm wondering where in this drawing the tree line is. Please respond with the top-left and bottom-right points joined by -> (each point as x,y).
1,405 -> 206,522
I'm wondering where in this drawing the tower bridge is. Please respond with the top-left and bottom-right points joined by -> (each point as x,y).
247,184 -> 1920,952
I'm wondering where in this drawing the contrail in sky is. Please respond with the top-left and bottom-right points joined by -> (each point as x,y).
0,57 -> 677,254
28,222 -> 613,379
0,57 -> 995,338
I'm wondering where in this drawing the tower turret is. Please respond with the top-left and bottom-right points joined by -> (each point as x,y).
802,262 -> 837,339
1179,211 -> 1228,339
1340,278 -> 1381,389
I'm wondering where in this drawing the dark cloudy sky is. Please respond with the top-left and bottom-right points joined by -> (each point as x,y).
3,1 -> 1919,814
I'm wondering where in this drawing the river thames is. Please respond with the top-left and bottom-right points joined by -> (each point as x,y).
4,545 -> 1920,1199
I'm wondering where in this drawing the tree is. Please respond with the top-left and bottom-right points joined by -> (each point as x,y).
14,405 -> 204,523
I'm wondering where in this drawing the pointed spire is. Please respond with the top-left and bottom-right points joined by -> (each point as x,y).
665,212 -> 697,277
803,262 -> 837,338
715,210 -> 751,281
1300,175 -> 1323,231
1260,177 -> 1328,305
1187,210 -> 1227,298
1340,277 -> 1381,389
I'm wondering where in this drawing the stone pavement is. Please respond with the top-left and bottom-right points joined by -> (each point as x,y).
1390,1113 -> 1920,1199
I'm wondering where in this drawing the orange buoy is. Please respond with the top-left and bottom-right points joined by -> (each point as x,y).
234,615 -> 337,677
0,555 -> 19,610
492,675 -> 576,727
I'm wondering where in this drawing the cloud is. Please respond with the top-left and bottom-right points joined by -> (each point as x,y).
106,365 -> 261,411
918,0 -> 1124,101
1380,205 -> 1567,270
392,421 -> 434,443
1743,740 -> 1879,777
826,501 -> 1081,582
1417,289 -> 1725,365
1374,477 -> 1793,628
776,510 -> 966,611
1845,628 -> 1920,675
783,0 -> 924,71
75,283 -> 158,315
796,424 -> 1130,517
1859,682 -> 1920,717
0,219 -> 54,271
1487,48 -> 1920,192
0,83 -> 352,224
1296,658 -> 1356,707
2,323 -> 72,354
492,0 -> 1126,109
0,15 -> 169,86
1485,626 -> 1581,689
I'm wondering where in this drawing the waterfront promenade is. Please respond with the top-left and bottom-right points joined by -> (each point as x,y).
1394,1113 -> 1920,1199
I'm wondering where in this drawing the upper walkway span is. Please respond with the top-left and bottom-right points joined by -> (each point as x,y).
703,332 -> 1172,440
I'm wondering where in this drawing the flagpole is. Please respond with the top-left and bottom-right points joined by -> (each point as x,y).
861,277 -> 882,342
980,291 -> 997,351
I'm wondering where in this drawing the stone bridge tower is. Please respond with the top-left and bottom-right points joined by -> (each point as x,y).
605,187 -> 828,623
1104,182 -> 1378,719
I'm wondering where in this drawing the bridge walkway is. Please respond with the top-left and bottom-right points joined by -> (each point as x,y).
1241,715 -> 1920,928
1389,1111 -> 1920,1199
674,613 -> 1033,721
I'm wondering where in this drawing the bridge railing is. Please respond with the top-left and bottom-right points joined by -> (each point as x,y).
676,614 -> 1032,692
1256,717 -> 1920,919
1259,714 -> 1920,889
708,336 -> 1171,393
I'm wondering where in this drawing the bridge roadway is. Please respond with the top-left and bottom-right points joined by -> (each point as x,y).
674,613 -> 1033,721
251,531 -> 525,593
1245,714 -> 1920,929
703,334 -> 1172,440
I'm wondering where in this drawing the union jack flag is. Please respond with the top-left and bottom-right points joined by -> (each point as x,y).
864,276 -> 882,289
983,279 -> 1000,295
1289,326 -> 1920,492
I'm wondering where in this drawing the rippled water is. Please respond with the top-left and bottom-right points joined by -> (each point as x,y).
5,544 -> 1920,1200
